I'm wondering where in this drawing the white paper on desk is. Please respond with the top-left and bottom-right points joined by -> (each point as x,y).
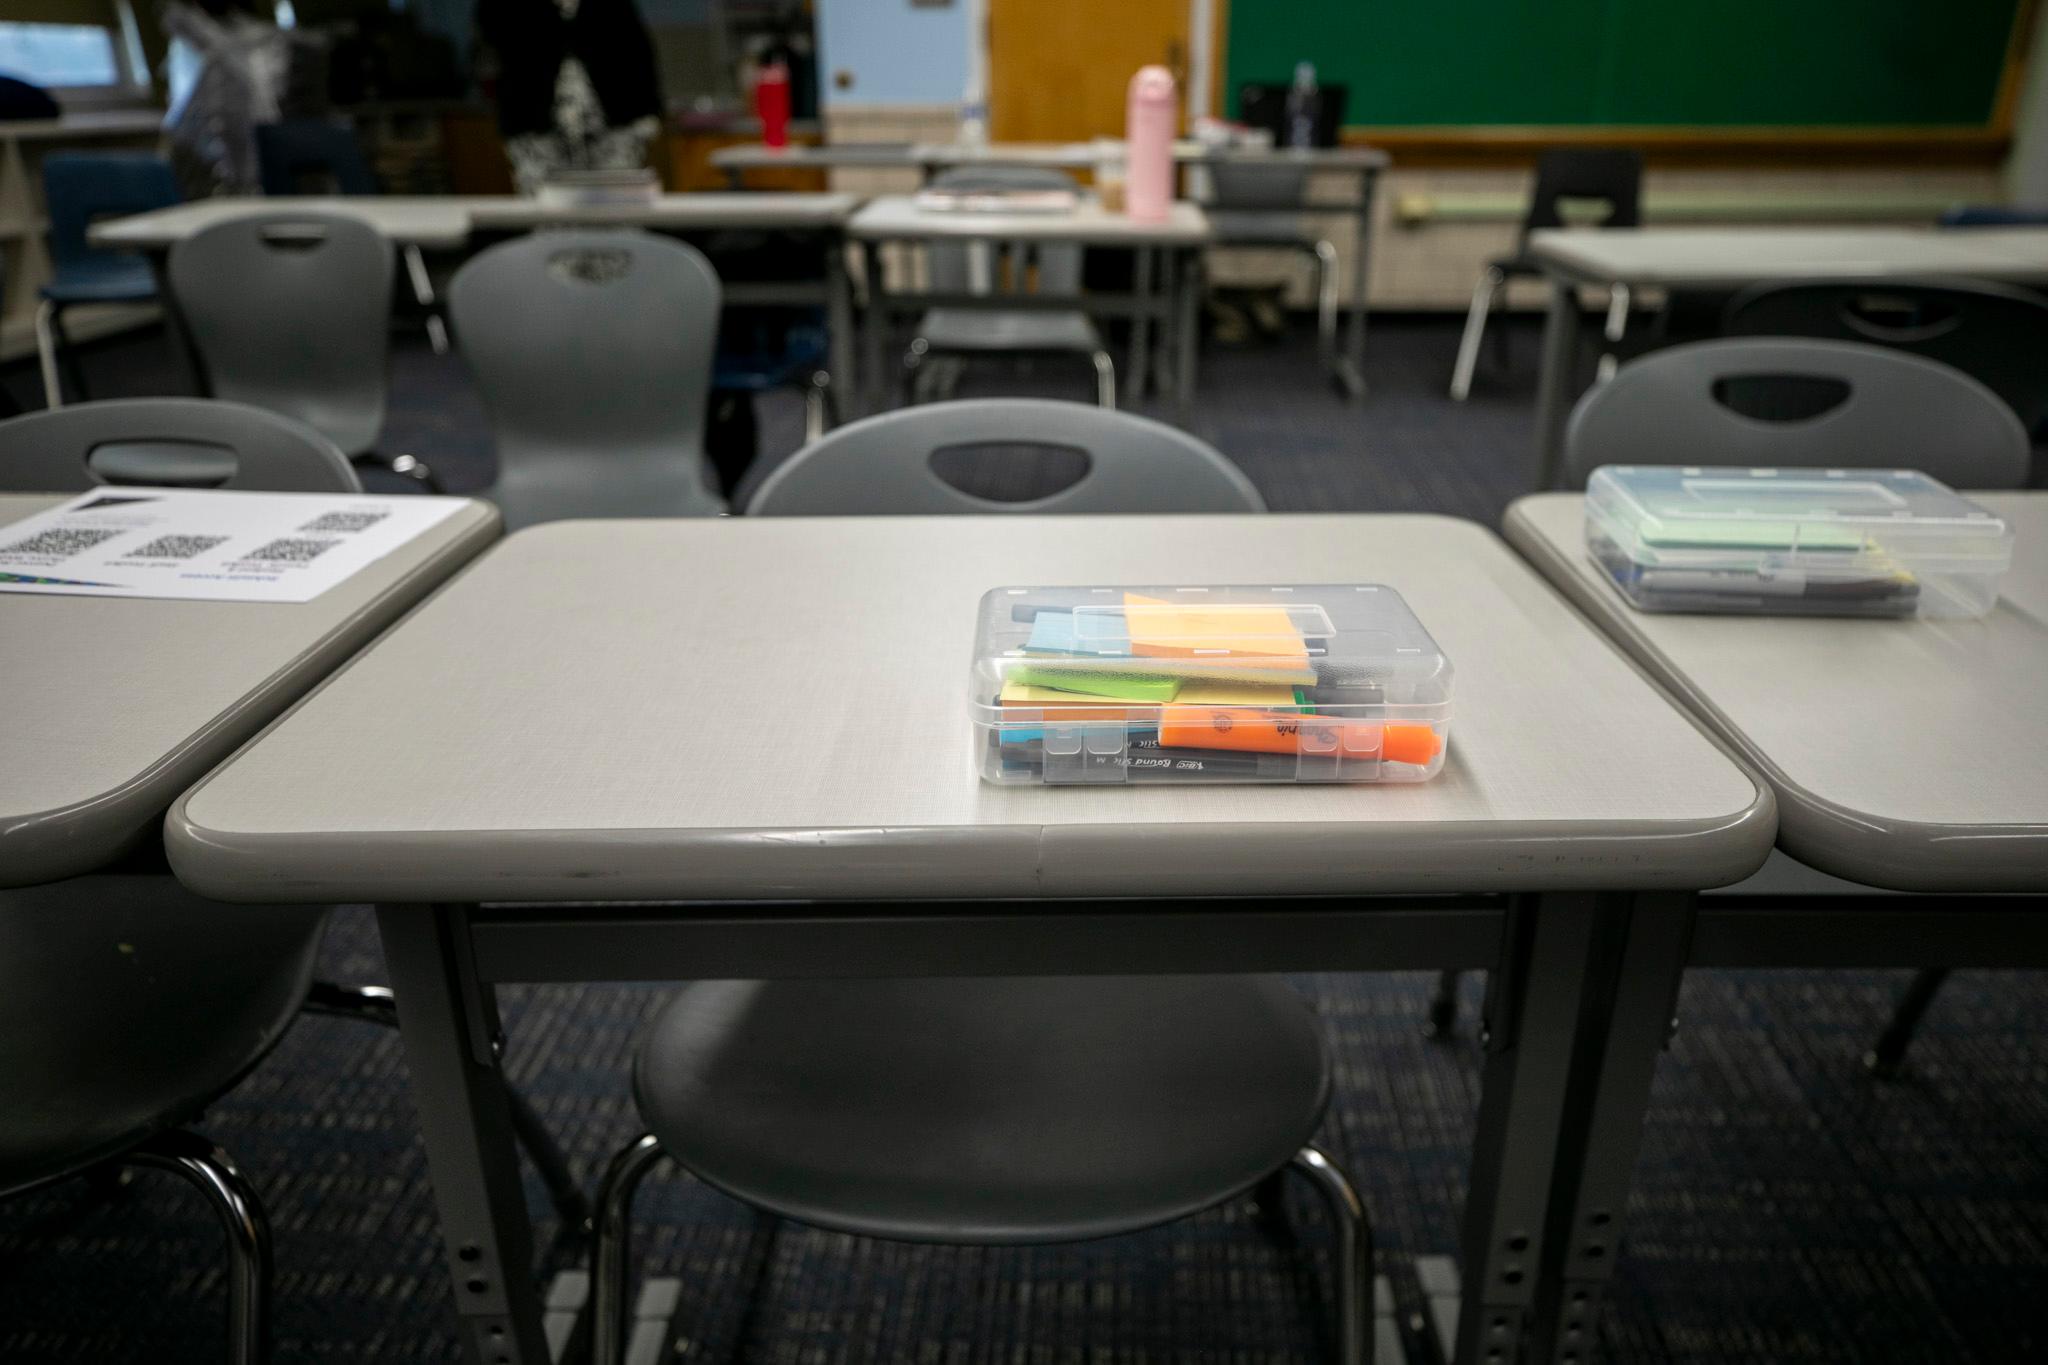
0,488 -> 467,602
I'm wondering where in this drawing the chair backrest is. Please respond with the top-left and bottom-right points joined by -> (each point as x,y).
1563,338 -> 2030,491
168,212 -> 393,458
255,119 -> 379,196
0,398 -> 360,493
1722,276 -> 2048,431
1206,157 -> 1310,212
927,166 -> 1084,295
1521,148 -> 1641,241
748,398 -> 1265,515
41,154 -> 180,277
448,229 -> 725,527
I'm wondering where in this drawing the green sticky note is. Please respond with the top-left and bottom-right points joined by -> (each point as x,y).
1008,667 -> 1183,701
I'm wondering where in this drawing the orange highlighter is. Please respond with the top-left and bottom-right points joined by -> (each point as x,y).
1157,709 -> 1443,766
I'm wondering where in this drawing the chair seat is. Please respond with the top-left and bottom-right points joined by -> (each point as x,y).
1208,210 -> 1325,247
632,975 -> 1331,1245
917,308 -> 1104,355
0,878 -> 325,1198
42,261 -> 158,305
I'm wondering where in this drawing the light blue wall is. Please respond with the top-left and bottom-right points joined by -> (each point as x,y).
816,0 -> 966,107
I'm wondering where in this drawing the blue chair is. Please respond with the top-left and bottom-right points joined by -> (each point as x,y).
36,154 -> 181,408
254,119 -> 446,352
715,306 -> 832,433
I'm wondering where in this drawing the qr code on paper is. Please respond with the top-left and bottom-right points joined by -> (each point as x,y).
241,537 -> 341,563
299,510 -> 389,534
128,534 -> 230,560
0,527 -> 123,558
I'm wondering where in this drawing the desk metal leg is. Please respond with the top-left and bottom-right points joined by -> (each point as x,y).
1531,277 -> 1580,490
1129,245 -> 1154,403
1332,169 -> 1378,401
1457,892 -> 1609,1365
378,905 -> 550,1365
1175,246 -> 1200,409
856,240 -> 889,414
826,238 -> 858,421
1532,893 -> 1695,1365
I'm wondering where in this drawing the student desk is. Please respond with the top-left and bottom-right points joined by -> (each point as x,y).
847,196 -> 1211,409
166,513 -> 1772,1365
0,493 -> 499,889
1500,491 -> 2048,1363
718,142 -> 1391,398
88,196 -> 477,253
1523,228 -> 2048,489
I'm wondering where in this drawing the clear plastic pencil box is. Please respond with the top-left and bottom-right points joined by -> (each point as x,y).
1585,465 -> 2014,619
970,585 -> 1453,785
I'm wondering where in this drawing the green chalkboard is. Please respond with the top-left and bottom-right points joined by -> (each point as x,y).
1226,0 -> 2024,128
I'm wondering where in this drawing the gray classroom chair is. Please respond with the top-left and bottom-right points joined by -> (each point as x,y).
1450,148 -> 1642,401
1559,336 -> 2030,491
0,398 -> 588,1365
1203,156 -> 1341,366
746,396 -> 1264,514
907,167 -> 1116,408
1425,336 -> 2029,1042
448,229 -> 726,528
1723,276 -> 2048,433
0,396 -> 357,492
167,212 -> 436,490
598,404 -> 1376,1365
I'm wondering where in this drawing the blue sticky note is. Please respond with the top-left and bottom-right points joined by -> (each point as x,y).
1025,609 -> 1130,657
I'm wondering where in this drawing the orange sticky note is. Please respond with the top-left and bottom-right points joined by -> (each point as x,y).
1122,593 -> 1309,664
1157,710 -> 1442,765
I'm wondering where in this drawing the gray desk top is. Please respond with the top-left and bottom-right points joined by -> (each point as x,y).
850,196 -> 1210,245
0,495 -> 499,889
1529,227 -> 2048,287
466,192 -> 861,230
90,197 -> 476,250
1504,492 -> 2048,892
712,140 -> 1390,172
167,514 -> 1771,905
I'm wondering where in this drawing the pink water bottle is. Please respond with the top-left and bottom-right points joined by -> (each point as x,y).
1124,64 -> 1177,222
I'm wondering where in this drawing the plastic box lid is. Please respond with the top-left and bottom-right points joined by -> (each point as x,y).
1588,466 -> 2013,573
969,584 -> 1454,785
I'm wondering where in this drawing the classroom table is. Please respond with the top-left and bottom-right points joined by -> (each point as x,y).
847,196 -> 1211,408
1500,490 -> 2048,1363
717,141 -> 1391,397
0,492 -> 499,889
165,513 -> 1774,1365
1523,227 -> 2048,489
90,195 -> 865,406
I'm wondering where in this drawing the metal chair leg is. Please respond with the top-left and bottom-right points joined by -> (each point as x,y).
1090,349 -> 1117,409
35,299 -> 68,409
803,370 -> 833,443
1289,1145 -> 1374,1365
1424,969 -> 1462,1038
401,245 -> 449,356
1596,282 -> 1631,383
127,1131 -> 272,1365
591,1134 -> 667,1365
302,979 -> 591,1233
1865,967 -> 1953,1079
1312,240 -> 1341,369
902,337 -> 930,405
1449,268 -> 1502,401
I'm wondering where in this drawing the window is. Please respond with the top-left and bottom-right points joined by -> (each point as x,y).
0,22 -> 122,88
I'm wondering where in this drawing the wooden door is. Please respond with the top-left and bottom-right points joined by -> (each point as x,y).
988,0 -> 1192,142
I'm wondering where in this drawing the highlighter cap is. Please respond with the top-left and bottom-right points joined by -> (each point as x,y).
971,583 -> 1453,786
